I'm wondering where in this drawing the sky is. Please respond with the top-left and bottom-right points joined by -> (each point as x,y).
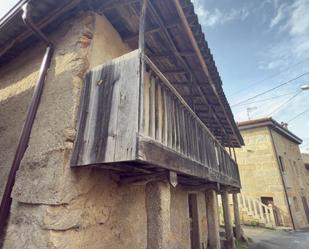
192,0 -> 309,152
0,0 -> 308,151
0,0 -> 18,20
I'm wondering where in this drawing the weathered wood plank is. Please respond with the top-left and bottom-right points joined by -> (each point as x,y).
71,50 -> 140,166
137,136 -> 240,188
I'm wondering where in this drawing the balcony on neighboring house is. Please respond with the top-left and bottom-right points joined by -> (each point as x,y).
71,50 -> 241,188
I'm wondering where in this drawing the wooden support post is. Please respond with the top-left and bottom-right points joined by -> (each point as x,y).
205,189 -> 221,249
221,191 -> 236,249
232,193 -> 241,240
146,181 -> 171,249
233,147 -> 237,163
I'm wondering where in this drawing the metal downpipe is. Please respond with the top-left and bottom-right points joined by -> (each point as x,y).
0,3 -> 54,241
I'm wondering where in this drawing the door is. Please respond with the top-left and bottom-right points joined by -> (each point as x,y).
261,197 -> 280,226
188,194 -> 201,249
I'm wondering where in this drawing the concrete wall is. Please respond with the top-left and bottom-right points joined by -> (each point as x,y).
235,126 -> 309,228
0,11 -> 209,249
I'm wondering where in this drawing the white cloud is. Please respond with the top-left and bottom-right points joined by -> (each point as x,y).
269,3 -> 287,28
192,0 -> 250,28
288,0 -> 309,36
257,0 -> 309,71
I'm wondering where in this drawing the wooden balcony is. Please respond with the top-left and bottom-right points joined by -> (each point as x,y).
71,50 -> 240,188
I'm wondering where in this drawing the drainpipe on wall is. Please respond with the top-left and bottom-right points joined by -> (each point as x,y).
269,128 -> 296,230
0,3 -> 54,241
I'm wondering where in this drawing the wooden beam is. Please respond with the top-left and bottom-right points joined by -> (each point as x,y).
149,50 -> 196,59
101,0 -> 140,11
118,172 -> 167,185
124,22 -> 179,42
182,182 -> 218,192
172,0 -> 242,147
137,136 -> 241,188
146,1 -> 232,146
161,69 -> 186,74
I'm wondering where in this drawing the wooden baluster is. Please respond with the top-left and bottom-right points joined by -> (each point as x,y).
148,73 -> 153,137
180,107 -> 186,156
175,99 -> 182,152
199,126 -> 206,164
155,77 -> 160,141
161,86 -> 167,145
190,117 -> 196,160
144,71 -> 150,136
195,123 -> 201,163
202,133 -> 208,165
185,112 -> 192,158
171,96 -> 176,149
167,92 -> 172,148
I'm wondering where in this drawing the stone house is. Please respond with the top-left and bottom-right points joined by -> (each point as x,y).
235,118 -> 309,229
0,0 -> 244,248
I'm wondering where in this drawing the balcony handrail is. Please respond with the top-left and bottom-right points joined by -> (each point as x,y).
142,54 -> 236,164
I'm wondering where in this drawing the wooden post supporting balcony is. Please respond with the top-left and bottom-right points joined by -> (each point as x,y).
146,181 -> 171,249
221,191 -> 236,249
205,189 -> 221,249
232,193 -> 241,240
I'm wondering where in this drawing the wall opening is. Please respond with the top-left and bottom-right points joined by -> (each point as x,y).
261,196 -> 280,226
188,193 -> 201,249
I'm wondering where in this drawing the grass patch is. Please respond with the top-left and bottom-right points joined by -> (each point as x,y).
236,238 -> 252,249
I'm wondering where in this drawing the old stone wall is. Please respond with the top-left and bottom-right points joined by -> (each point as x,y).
0,11 -> 211,249
1,11 -> 148,249
235,127 -> 292,227
271,129 -> 309,228
170,187 -> 208,249
300,153 -> 309,217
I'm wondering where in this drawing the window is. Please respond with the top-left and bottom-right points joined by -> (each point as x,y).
278,156 -> 285,172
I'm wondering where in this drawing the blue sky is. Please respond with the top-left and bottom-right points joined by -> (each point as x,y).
193,0 -> 309,152
0,0 -> 18,19
1,0 -> 308,151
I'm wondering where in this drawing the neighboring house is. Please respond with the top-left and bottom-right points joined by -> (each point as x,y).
0,1 -> 244,249
301,153 -> 309,221
235,118 -> 309,229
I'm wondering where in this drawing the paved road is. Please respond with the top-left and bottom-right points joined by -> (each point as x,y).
243,226 -> 309,249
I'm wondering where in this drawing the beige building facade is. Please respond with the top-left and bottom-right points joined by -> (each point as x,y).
0,1 -> 244,249
236,118 -> 309,229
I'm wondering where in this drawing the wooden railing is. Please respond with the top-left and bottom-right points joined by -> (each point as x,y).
138,54 -> 240,184
71,50 -> 240,187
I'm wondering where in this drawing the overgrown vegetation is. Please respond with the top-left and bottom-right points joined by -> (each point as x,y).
235,238 -> 252,249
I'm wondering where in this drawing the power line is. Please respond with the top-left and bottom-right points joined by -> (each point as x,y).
287,107 -> 309,123
229,57 -> 309,97
231,71 -> 309,107
233,91 -> 298,107
268,91 -> 301,116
